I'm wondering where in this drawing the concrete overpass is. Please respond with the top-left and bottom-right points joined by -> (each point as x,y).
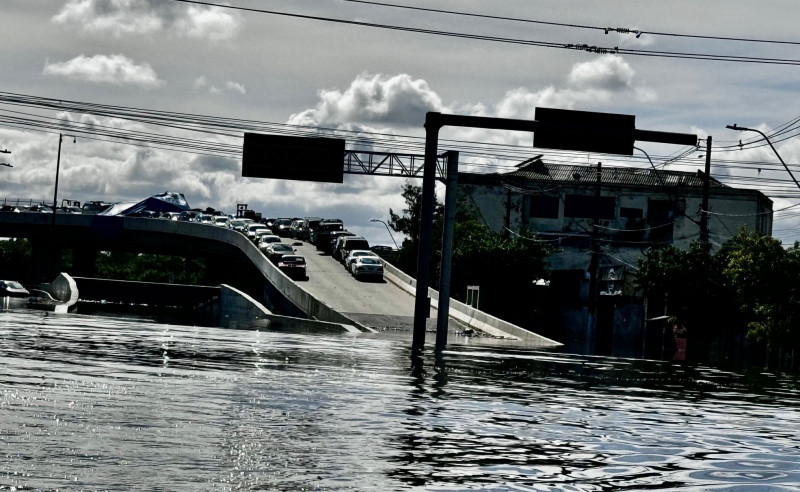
0,211 -> 561,347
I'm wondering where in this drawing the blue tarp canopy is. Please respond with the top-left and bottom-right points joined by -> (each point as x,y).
99,192 -> 190,216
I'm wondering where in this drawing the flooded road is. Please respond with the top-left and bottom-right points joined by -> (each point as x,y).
1,309 -> 799,490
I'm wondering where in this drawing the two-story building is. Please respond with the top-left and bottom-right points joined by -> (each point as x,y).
457,160 -> 773,357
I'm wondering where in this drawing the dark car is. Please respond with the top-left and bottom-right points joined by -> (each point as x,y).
264,242 -> 296,263
324,230 -> 355,254
300,217 -> 323,241
335,236 -> 370,263
0,280 -> 30,297
27,204 -> 53,213
312,219 -> 344,248
276,254 -> 307,279
289,219 -> 304,239
272,218 -> 294,237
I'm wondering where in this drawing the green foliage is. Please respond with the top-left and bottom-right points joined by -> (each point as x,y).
636,227 -> 800,358
451,216 -> 551,293
722,230 -> 800,351
388,182 -> 444,277
387,183 -> 552,316
0,238 -> 32,280
96,251 -> 209,285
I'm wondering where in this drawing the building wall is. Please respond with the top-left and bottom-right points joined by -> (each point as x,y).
458,173 -> 772,357
459,180 -> 772,273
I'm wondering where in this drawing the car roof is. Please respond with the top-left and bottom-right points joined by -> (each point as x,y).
348,249 -> 375,255
357,256 -> 381,262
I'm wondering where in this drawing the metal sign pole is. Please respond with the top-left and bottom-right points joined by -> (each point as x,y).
412,113 -> 442,354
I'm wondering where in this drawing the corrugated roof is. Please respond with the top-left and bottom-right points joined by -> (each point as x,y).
509,162 -> 725,188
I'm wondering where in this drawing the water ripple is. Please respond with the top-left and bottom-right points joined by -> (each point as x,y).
1,309 -> 799,490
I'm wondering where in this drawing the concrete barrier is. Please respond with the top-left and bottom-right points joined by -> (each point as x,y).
219,284 -> 360,333
123,219 -> 373,331
382,261 -> 563,347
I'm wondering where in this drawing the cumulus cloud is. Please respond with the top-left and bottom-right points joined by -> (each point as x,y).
225,81 -> 246,94
52,0 -> 241,40
567,56 -> 637,91
193,76 -> 246,95
43,54 -> 163,87
288,73 -> 445,128
495,55 -> 656,120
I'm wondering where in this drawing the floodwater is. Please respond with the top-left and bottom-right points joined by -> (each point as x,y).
1,309 -> 799,491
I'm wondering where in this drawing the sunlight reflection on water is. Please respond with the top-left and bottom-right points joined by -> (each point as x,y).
1,309 -> 799,490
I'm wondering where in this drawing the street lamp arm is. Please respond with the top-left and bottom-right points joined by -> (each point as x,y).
727,124 -> 800,191
370,218 -> 400,249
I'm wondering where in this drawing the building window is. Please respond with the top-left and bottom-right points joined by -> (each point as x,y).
564,194 -> 615,219
620,207 -> 643,219
647,199 -> 675,243
526,195 -> 559,219
647,200 -> 674,224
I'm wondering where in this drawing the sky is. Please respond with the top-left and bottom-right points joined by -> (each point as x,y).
1,0 -> 800,247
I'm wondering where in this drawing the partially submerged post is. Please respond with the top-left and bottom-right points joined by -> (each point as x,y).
413,110 -> 699,357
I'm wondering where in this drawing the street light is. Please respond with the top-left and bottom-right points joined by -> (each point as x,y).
370,218 -> 399,249
53,133 -> 76,226
727,124 -> 800,191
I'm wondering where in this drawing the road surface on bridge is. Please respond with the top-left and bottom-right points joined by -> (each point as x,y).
289,239 -> 444,331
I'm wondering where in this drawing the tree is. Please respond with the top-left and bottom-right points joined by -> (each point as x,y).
722,229 -> 800,355
96,251 -> 209,285
636,227 -> 800,367
0,238 -> 32,281
388,183 -> 552,324
388,182 -> 444,280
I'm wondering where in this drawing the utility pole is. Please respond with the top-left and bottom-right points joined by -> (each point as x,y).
700,136 -> 712,244
588,162 -> 602,350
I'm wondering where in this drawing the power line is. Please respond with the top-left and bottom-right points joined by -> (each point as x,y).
168,0 -> 800,66
344,0 -> 800,46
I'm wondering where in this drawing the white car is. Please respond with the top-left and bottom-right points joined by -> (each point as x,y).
343,249 -> 379,271
212,216 -> 231,228
256,234 -> 281,249
245,223 -> 270,241
229,218 -> 253,233
350,256 -> 384,280
197,213 -> 215,224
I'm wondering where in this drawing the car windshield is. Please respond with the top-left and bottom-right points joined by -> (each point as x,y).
360,258 -> 381,265
2,281 -> 24,289
272,244 -> 293,252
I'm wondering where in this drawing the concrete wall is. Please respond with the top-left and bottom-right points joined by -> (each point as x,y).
219,284 -> 360,333
382,260 -> 563,348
